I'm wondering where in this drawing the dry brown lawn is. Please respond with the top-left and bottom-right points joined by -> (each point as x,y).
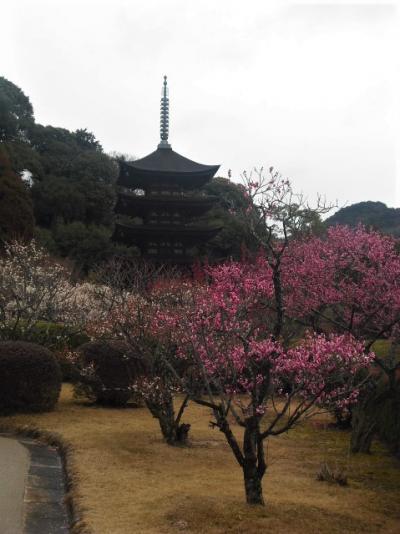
1,385 -> 399,534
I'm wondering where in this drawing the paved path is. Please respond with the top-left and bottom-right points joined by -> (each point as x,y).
0,434 -> 69,533
0,435 -> 29,534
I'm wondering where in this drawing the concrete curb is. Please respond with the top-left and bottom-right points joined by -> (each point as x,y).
20,437 -> 69,534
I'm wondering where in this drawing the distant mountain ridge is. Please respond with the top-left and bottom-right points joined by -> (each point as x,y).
326,201 -> 400,237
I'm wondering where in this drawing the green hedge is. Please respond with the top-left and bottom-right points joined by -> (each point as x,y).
0,321 -> 88,349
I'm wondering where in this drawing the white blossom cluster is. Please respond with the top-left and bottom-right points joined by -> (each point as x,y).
0,241 -> 119,336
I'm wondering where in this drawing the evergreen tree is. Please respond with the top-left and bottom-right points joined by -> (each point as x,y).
0,77 -> 34,142
0,146 -> 34,244
202,177 -> 259,261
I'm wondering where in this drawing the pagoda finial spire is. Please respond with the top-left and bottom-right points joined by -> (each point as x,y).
158,75 -> 171,149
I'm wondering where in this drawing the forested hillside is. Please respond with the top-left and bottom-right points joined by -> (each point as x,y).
326,201 -> 400,237
0,76 -> 140,272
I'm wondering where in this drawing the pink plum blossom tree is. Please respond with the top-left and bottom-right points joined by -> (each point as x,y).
282,225 -> 400,451
164,261 -> 372,505
135,175 -> 374,504
85,275 -> 194,446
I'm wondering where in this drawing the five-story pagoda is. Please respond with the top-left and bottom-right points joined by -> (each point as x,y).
113,76 -> 221,263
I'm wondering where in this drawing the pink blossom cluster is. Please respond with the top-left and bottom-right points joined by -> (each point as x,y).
283,225 -> 400,337
161,259 -> 373,416
281,334 -> 372,407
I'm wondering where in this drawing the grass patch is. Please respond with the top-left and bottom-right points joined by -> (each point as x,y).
1,385 -> 399,534
370,339 -> 400,361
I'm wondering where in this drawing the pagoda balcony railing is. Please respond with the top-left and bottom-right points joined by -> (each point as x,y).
115,221 -> 221,238
115,193 -> 217,219
116,217 -> 218,229
119,187 -> 212,199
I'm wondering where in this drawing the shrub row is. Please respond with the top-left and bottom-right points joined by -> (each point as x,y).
0,339 -> 147,415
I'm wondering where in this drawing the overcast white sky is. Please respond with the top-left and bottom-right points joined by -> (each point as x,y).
2,0 -> 399,208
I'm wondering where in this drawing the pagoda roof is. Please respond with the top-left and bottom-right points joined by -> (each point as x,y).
124,147 -> 219,175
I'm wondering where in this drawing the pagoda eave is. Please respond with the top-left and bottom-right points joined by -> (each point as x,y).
120,147 -> 219,177
117,169 -> 217,190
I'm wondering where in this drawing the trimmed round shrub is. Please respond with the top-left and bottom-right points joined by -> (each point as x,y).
75,340 -> 147,407
0,321 -> 90,382
0,341 -> 62,415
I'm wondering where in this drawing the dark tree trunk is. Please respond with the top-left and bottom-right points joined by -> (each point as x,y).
145,393 -> 190,446
350,404 -> 376,453
243,466 -> 264,505
209,406 -> 267,505
272,262 -> 284,340
242,416 -> 266,505
333,407 -> 352,430
156,411 -> 190,445
351,369 -> 400,455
